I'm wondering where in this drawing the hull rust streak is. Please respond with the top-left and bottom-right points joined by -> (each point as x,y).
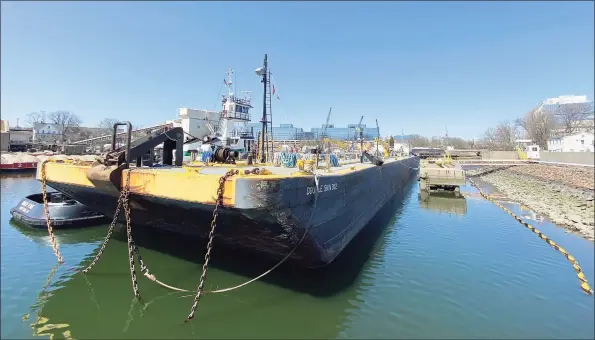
41,157 -> 420,267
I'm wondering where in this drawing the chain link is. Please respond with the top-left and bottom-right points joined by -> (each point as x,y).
186,169 -> 238,322
41,161 -> 64,264
82,188 -> 126,273
121,170 -> 142,299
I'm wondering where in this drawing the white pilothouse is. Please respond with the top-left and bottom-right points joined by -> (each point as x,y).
168,69 -> 257,159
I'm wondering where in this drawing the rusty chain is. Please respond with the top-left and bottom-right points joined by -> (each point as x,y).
41,161 -> 64,264
79,168 -> 141,299
185,168 -> 239,322
81,186 -> 127,273
243,168 -> 260,175
121,170 -> 142,299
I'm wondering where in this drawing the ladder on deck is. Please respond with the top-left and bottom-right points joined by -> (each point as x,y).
264,71 -> 275,163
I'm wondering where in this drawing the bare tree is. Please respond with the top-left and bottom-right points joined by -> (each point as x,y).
515,103 -> 555,149
25,111 -> 47,127
448,137 -> 471,149
48,111 -> 82,142
408,134 -> 430,147
98,118 -> 120,135
495,120 -> 519,150
429,136 -> 442,148
546,101 -> 594,135
479,121 -> 519,150
479,127 -> 498,150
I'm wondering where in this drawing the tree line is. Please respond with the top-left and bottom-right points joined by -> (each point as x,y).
25,111 -> 142,142
477,101 -> 594,151
386,134 -> 475,150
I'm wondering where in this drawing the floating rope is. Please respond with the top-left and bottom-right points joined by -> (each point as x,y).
468,178 -> 593,295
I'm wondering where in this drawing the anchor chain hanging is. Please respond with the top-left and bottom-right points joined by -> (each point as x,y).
186,169 -> 239,322
41,161 -> 64,264
121,170 -> 142,299
81,186 -> 126,273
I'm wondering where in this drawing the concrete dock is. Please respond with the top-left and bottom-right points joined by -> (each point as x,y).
418,159 -> 466,193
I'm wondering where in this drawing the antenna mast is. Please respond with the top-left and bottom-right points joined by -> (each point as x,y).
375,119 -> 380,157
255,54 -> 269,163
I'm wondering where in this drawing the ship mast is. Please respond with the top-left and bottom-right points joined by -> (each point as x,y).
255,54 -> 269,163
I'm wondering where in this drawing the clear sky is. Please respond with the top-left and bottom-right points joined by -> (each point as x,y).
1,1 -> 593,139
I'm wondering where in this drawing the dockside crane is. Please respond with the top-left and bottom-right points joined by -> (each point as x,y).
319,107 -> 332,152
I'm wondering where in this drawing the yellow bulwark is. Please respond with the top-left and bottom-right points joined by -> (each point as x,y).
38,162 -> 239,206
36,158 -> 396,207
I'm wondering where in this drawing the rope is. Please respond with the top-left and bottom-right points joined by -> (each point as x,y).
40,161 -> 64,264
468,178 -> 594,296
203,172 -> 320,295
201,151 -> 213,163
183,171 -> 322,322
279,152 -> 298,168
304,160 -> 315,172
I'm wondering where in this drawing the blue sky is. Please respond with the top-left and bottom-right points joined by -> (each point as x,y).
1,1 -> 593,139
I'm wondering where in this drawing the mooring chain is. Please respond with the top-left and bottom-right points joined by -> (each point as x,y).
41,161 -> 64,264
186,169 -> 239,322
468,178 -> 594,296
122,170 -> 142,299
244,168 -> 260,175
81,189 -> 126,273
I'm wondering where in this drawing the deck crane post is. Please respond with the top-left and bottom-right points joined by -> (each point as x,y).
317,107 -> 332,168
357,115 -> 364,163
375,119 -> 380,157
321,107 -> 332,148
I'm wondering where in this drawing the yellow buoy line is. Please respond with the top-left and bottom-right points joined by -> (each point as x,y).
468,178 -> 593,296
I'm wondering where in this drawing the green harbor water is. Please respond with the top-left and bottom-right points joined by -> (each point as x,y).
1,172 -> 594,339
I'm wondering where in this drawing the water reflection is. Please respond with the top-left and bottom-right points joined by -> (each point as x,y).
5,176 -> 593,339
9,219 -> 108,247
23,263 -> 75,340
519,204 -> 545,223
418,190 -> 467,216
21,182 -> 416,339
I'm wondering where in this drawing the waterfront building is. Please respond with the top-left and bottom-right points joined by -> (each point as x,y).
247,122 -> 381,141
547,132 -> 594,152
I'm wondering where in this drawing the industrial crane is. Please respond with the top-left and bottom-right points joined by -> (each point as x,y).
319,107 -> 332,152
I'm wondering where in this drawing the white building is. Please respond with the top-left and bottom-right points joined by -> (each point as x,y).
539,95 -> 595,136
32,122 -> 64,144
543,95 -> 589,105
547,132 -> 594,152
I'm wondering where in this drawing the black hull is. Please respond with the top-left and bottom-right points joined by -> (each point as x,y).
46,157 -> 419,267
10,193 -> 107,229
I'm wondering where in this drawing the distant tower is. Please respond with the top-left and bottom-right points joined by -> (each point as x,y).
444,124 -> 449,148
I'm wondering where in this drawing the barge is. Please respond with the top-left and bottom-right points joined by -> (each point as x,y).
35,55 -> 420,267
1,153 -> 38,171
